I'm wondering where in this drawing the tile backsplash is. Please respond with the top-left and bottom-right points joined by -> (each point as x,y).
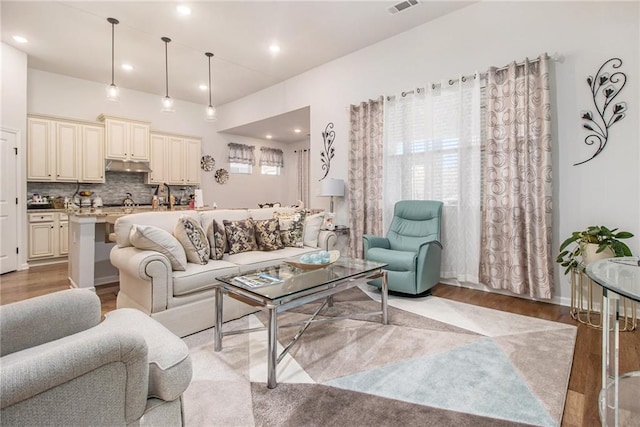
27,172 -> 158,205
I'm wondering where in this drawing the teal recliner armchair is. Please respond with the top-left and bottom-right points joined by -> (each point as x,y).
363,200 -> 443,295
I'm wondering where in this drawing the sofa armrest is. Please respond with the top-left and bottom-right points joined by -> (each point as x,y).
102,308 -> 192,402
363,235 -> 390,253
416,240 -> 443,286
1,328 -> 149,424
0,289 -> 101,357
318,230 -> 337,251
110,246 -> 173,314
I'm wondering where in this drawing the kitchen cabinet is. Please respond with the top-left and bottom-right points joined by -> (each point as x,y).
28,212 -> 68,261
147,132 -> 201,185
99,115 -> 150,161
80,125 -> 105,183
27,115 -> 105,183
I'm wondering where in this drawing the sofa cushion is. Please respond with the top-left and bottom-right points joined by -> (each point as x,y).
174,216 -> 210,265
115,210 -> 201,248
274,210 -> 306,248
226,246 -> 318,271
303,212 -> 324,247
129,225 -> 187,271
254,218 -> 284,251
206,220 -> 226,260
172,261 -> 239,296
224,218 -> 258,255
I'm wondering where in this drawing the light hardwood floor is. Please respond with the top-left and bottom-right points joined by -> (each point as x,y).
1,263 -> 638,427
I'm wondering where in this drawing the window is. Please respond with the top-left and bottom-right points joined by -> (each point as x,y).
228,143 -> 255,174
259,147 -> 284,176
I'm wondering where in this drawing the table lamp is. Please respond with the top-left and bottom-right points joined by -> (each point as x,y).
320,178 -> 344,212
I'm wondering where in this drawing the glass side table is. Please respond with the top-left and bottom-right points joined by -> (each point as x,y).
586,257 -> 640,427
571,263 -> 636,331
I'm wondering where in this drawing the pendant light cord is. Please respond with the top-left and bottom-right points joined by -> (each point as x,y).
165,40 -> 169,97
208,55 -> 212,106
111,22 -> 115,85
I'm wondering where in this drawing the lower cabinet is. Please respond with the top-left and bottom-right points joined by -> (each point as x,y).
28,212 -> 68,261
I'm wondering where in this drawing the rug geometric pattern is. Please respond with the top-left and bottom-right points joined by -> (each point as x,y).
182,286 -> 576,426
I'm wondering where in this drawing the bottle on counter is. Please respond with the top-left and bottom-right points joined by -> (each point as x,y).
152,195 -> 159,210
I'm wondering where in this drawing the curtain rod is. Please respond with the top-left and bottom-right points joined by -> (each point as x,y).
294,149 -> 309,153
386,53 -> 559,101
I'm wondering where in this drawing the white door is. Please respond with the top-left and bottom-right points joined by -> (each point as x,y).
1,129 -> 18,273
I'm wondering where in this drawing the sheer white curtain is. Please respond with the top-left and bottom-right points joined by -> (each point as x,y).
383,75 -> 482,282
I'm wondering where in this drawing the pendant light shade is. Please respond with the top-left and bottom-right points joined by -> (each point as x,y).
106,17 -> 120,102
161,36 -> 174,112
205,52 -> 216,121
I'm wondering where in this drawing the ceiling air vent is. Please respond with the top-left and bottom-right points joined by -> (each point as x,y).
388,0 -> 419,15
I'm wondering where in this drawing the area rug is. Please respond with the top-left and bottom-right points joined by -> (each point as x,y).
182,286 -> 576,427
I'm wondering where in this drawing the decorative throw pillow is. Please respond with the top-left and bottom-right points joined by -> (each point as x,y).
206,220 -> 226,260
303,212 -> 324,247
129,224 -> 187,271
174,216 -> 209,265
223,218 -> 258,255
274,210 -> 306,248
254,218 -> 284,251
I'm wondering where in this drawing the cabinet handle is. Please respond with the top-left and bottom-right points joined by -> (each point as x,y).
50,226 -> 54,229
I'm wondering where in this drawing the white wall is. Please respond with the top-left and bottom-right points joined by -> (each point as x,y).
216,1 -> 640,304
27,69 -> 294,209
1,42 -> 28,269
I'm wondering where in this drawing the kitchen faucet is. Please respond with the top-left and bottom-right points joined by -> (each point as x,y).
154,183 -> 172,209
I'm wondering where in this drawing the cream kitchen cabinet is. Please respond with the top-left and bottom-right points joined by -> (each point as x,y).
27,115 -> 105,183
147,132 -> 201,185
99,115 -> 150,161
28,212 -> 68,261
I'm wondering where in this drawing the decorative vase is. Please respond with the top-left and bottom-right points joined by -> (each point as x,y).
580,242 -> 615,265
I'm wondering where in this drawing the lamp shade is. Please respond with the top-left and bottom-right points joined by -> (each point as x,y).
320,178 -> 344,197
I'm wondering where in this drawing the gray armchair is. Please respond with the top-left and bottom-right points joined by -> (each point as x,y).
363,200 -> 443,295
0,289 -> 192,426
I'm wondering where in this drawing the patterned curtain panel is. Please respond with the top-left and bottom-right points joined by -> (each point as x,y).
348,97 -> 384,258
296,149 -> 310,207
479,54 -> 554,299
260,147 -> 284,167
228,143 -> 255,165
383,76 -> 482,282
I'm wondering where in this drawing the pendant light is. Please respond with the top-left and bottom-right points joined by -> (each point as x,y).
161,36 -> 174,112
106,18 -> 120,102
205,52 -> 216,121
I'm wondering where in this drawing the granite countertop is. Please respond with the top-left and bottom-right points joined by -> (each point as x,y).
27,205 -> 212,218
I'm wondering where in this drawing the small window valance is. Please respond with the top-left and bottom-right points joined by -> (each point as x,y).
228,143 -> 255,165
260,147 -> 284,168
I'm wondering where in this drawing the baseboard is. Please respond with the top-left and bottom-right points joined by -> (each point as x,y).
440,280 -> 570,307
95,275 -> 119,286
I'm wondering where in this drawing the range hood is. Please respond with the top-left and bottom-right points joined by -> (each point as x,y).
105,159 -> 152,173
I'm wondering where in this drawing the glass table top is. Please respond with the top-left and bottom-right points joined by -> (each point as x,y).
586,257 -> 640,303
216,257 -> 387,301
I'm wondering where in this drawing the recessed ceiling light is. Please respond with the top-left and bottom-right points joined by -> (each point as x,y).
121,64 -> 133,71
13,35 -> 28,43
176,5 -> 191,15
294,129 -> 301,133
269,44 -> 280,54
199,84 -> 208,91
266,135 -> 273,139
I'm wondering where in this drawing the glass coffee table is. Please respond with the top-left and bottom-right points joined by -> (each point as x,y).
215,257 -> 388,388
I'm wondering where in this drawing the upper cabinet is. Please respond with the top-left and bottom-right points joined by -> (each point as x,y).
27,115 -> 104,183
98,115 -> 150,161
147,132 -> 201,185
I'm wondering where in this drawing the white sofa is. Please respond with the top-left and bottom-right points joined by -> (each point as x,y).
110,207 -> 336,337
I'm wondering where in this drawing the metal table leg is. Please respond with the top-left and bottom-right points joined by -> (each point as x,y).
381,270 -> 388,325
214,286 -> 223,352
267,306 -> 278,389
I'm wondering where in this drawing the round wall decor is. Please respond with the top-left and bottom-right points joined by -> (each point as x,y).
215,168 -> 229,184
201,155 -> 215,171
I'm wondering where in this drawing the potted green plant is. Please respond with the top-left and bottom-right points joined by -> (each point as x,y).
556,225 -> 634,275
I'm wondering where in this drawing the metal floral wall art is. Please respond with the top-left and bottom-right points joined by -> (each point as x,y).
575,57 -> 627,166
319,122 -> 335,180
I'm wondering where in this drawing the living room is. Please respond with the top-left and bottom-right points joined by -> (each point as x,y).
1,1 -> 639,426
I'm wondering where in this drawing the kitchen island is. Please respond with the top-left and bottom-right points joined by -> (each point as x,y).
67,205 -> 211,290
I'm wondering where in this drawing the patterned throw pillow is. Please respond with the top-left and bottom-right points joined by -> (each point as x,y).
174,216 -> 209,265
206,220 -> 226,260
254,218 -> 284,251
274,210 -> 306,248
223,218 -> 258,255
129,224 -> 187,271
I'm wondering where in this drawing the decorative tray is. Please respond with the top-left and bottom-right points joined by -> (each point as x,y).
285,250 -> 340,270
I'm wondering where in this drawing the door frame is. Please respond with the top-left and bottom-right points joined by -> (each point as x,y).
1,127 -> 27,272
